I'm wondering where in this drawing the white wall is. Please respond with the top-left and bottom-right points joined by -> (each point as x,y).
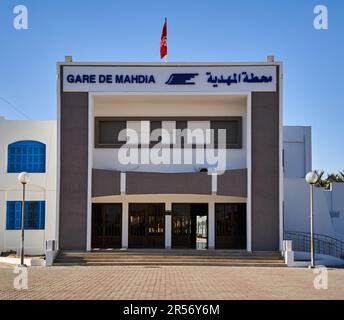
283,178 -> 344,243
283,126 -> 311,178
0,117 -> 57,255
284,179 -> 336,237
283,126 -> 344,243
329,183 -> 344,241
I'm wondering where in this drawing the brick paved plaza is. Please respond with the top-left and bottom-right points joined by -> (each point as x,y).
0,264 -> 343,300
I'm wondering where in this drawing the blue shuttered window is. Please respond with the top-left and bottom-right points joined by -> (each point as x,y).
8,141 -> 46,173
6,201 -> 45,230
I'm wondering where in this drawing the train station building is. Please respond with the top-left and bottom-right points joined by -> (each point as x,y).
57,60 -> 283,252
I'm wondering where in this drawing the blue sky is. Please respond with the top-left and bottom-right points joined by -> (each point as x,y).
0,0 -> 343,173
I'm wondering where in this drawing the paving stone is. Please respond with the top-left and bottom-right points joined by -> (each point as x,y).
0,264 -> 343,300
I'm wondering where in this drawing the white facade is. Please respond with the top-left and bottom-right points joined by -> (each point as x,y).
0,118 -> 342,256
283,126 -> 312,178
283,126 -> 344,242
0,116 -> 56,255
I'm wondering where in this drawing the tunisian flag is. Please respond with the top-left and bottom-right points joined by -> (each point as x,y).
160,18 -> 167,59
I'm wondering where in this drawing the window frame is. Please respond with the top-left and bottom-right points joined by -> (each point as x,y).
94,117 -> 242,149
7,140 -> 46,173
94,118 -> 127,148
6,201 -> 45,230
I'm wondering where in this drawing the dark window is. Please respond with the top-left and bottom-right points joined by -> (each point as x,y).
95,117 -> 242,149
150,121 -> 162,145
175,121 -> 188,147
96,120 -> 126,146
210,120 -> 242,148
6,201 -> 45,230
8,141 -> 46,173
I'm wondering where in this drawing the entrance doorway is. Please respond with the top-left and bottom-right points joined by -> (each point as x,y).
196,215 -> 208,250
215,203 -> 246,249
91,203 -> 122,249
128,203 -> 165,248
172,204 -> 208,249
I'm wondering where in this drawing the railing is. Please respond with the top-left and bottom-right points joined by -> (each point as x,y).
284,231 -> 344,260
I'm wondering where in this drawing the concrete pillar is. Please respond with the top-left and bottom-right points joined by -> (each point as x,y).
120,172 -> 126,194
208,202 -> 215,249
211,173 -> 217,194
165,214 -> 172,249
122,202 -> 129,249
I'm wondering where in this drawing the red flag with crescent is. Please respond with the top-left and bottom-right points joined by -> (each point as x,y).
160,18 -> 167,59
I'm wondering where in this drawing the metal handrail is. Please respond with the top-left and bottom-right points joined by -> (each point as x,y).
284,231 -> 344,260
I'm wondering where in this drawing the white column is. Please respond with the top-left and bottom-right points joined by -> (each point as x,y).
246,93 -> 252,252
86,94 -> 93,252
208,202 -> 215,249
211,173 -> 217,194
122,202 -> 129,249
279,65 -> 284,252
165,214 -> 172,249
120,172 -> 126,194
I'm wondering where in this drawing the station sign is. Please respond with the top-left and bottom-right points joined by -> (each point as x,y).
62,65 -> 277,93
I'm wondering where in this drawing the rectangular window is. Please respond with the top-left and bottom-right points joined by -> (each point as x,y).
150,121 -> 162,145
187,121 -> 211,146
162,121 -> 176,145
127,121 -> 150,146
6,201 -> 45,230
210,119 -> 242,148
95,119 -> 126,147
175,121 -> 188,147
94,117 -> 242,149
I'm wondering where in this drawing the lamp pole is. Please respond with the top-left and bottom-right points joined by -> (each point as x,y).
309,183 -> 315,268
305,171 -> 318,269
18,172 -> 30,268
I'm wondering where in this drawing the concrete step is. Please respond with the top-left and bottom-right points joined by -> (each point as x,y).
56,255 -> 281,261
59,250 -> 282,257
55,256 -> 283,262
53,262 -> 285,267
54,250 -> 285,267
54,260 -> 285,266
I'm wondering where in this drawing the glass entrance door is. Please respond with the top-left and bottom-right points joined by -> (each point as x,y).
129,203 -> 165,248
215,203 -> 246,249
91,203 -> 122,249
196,215 -> 208,250
172,204 -> 208,249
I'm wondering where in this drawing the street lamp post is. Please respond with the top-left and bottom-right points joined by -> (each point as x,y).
18,172 -> 30,267
305,171 -> 319,268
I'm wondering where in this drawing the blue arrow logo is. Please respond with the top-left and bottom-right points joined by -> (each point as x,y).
165,73 -> 199,85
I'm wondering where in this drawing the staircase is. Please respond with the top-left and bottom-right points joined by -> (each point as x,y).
53,250 -> 285,267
